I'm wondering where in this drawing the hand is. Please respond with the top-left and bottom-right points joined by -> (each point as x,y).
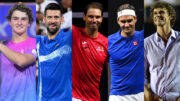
151,94 -> 163,101
144,85 -> 163,101
177,97 -> 180,101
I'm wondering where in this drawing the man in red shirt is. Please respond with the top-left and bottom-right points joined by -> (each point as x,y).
72,2 -> 108,101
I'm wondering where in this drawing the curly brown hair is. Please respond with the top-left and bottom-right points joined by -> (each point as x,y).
6,2 -> 34,24
150,2 -> 176,27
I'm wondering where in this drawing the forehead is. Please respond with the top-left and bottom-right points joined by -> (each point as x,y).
86,8 -> 102,16
46,10 -> 61,16
153,8 -> 168,13
119,15 -> 135,20
12,10 -> 28,17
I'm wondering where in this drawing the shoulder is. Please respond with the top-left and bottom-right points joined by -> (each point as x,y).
144,33 -> 156,50
135,30 -> 144,37
108,31 -> 119,40
97,32 -> 108,48
135,30 -> 144,34
144,33 -> 155,43
28,37 -> 36,41
174,30 -> 180,37
62,30 -> 72,36
98,32 -> 107,39
72,25 -> 81,31
174,30 -> 180,42
61,29 -> 72,40
98,32 -> 108,45
36,35 -> 46,43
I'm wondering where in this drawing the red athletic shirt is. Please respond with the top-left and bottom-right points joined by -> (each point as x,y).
72,25 -> 108,101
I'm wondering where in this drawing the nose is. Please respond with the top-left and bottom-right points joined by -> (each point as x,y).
157,12 -> 161,17
17,19 -> 23,25
92,17 -> 97,22
51,18 -> 56,23
124,22 -> 129,27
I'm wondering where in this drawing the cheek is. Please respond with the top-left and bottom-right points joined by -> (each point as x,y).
119,24 -> 124,28
10,21 -> 17,25
98,18 -> 102,22
119,23 -> 124,26
22,21 -> 29,24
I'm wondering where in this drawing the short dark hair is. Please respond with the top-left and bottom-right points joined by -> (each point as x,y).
117,4 -> 136,13
44,3 -> 63,16
84,2 -> 103,16
150,2 -> 176,27
6,2 -> 34,24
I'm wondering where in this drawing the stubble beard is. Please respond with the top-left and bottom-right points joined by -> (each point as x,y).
47,24 -> 60,36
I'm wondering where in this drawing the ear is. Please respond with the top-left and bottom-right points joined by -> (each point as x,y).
169,16 -> 173,20
60,16 -> 64,24
83,14 -> 86,21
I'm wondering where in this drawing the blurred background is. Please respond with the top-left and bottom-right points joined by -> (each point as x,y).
144,0 -> 180,38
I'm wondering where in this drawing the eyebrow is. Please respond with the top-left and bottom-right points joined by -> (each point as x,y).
12,16 -> 28,19
120,19 -> 133,22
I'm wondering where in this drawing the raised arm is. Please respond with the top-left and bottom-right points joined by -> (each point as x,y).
0,43 -> 36,68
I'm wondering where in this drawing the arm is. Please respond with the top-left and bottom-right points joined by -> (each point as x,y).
0,43 -> 35,68
144,85 -> 153,101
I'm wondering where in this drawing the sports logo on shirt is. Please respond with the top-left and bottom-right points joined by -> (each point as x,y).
82,41 -> 88,50
133,41 -> 138,46
96,46 -> 104,52
82,41 -> 87,44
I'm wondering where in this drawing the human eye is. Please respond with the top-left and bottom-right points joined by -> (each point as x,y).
12,17 -> 18,20
54,16 -> 60,19
121,20 -> 126,23
47,16 -> 52,19
127,19 -> 133,23
96,16 -> 101,19
21,17 -> 28,21
154,11 -> 157,15
88,15 -> 94,18
159,11 -> 164,14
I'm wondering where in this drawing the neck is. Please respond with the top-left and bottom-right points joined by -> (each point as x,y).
85,27 -> 98,38
12,32 -> 28,43
48,30 -> 60,40
157,24 -> 171,43
121,30 -> 135,38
